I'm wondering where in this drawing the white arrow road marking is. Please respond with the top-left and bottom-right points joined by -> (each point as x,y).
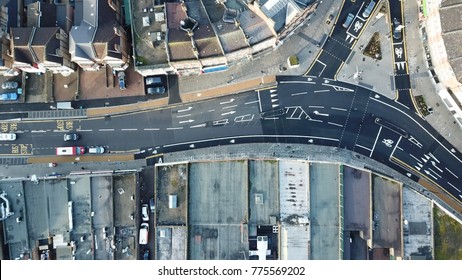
407,173 -> 412,177
220,98 -> 235,105
428,153 -> 440,163
431,161 -> 443,173
415,166 -> 421,171
445,167 -> 459,179
222,111 -> 236,116
313,111 -> 329,117
178,106 -> 193,112
179,119 -> 194,124
424,170 -> 438,180
270,89 -> 277,93
230,139 -> 235,143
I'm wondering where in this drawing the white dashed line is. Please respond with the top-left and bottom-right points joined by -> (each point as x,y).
445,167 -> 459,179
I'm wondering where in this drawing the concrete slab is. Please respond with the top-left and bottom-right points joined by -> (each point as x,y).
310,162 -> 341,260
156,226 -> 187,260
46,180 -> 70,238
372,174 -> 403,259
279,160 -> 309,224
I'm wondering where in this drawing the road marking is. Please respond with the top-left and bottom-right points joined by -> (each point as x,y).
370,97 -> 462,164
280,80 -> 316,85
234,114 -> 254,122
447,182 -> 460,192
445,167 -> 459,179
208,109 -> 215,112
179,119 -> 194,124
163,134 -> 339,148
291,91 -> 308,96
390,136 -> 402,158
144,128 -> 160,131
222,105 -> 238,109
408,136 -> 423,148
355,144 -> 372,151
176,114 -> 191,118
431,161 -> 443,173
308,119 -> 323,123
190,123 -> 206,128
424,170 -> 438,180
31,130 -> 47,133
331,107 -> 347,111
99,129 -> 114,132
219,98 -> 235,105
221,111 -> 236,116
428,153 -> 440,163
257,90 -> 262,112
309,105 -> 324,108
213,119 -> 229,126
244,100 -> 259,105
370,126 -> 382,157
313,110 -> 329,117
314,89 -> 330,93
76,129 -> 92,132
396,146 -> 403,151
178,106 -> 193,112
428,168 -> 442,178
121,128 -> 138,131
166,127 -> 183,130
328,122 -> 343,128
409,154 -> 422,163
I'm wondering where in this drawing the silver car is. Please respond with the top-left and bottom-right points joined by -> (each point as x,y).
88,146 -> 105,154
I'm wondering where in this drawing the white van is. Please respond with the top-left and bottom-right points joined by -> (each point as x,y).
139,223 -> 149,245
0,133 -> 16,141
362,1 -> 376,18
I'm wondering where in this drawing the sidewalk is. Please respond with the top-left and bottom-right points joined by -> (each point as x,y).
403,0 -> 462,152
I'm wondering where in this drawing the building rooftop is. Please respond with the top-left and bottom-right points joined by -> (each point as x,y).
440,0 -> 462,82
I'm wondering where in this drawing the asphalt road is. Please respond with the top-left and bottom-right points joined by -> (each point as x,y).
3,76 -> 462,207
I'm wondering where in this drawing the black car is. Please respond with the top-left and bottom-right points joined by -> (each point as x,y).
63,133 -> 79,141
147,86 -> 165,95
143,249 -> 150,260
393,18 -> 402,40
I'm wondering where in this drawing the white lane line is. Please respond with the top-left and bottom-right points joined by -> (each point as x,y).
121,128 -> 138,131
190,123 -> 206,128
447,182 -> 460,192
244,100 -> 259,105
390,136 -> 402,158
308,119 -> 323,123
331,107 -> 347,111
163,134 -> 340,148
280,81 -> 316,85
425,170 -> 438,180
314,89 -> 330,93
257,90 -> 262,112
222,105 -> 238,109
31,130 -> 47,133
99,129 -> 114,132
291,91 -> 308,96
355,144 -> 372,152
176,114 -> 191,118
397,146 -> 403,151
370,126 -> 382,157
144,128 -> 160,131
428,153 -> 440,163
309,105 -> 324,108
208,109 -> 215,112
371,97 -> 462,164
179,120 -> 194,124
431,161 -> 443,173
445,167 -> 459,179
166,127 -> 183,130
428,168 -> 442,178
76,129 -> 92,132
221,111 -> 236,116
409,154 -> 422,163
328,122 -> 343,128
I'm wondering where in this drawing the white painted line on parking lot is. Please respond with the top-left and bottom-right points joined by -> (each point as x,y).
331,107 -> 347,111
309,105 -> 324,108
314,89 -> 330,93
291,91 -> 308,96
99,129 -> 114,132
144,128 -> 160,131
222,105 -> 237,110
166,127 -> 183,130
121,128 -> 138,131
445,167 -> 458,179
244,100 -> 259,105
328,122 -> 343,128
409,154 -> 422,163
355,144 -> 372,152
370,126 -> 382,157
31,130 -> 47,133
176,114 -> 191,118
447,182 -> 460,192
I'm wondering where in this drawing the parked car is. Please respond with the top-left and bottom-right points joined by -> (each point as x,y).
147,86 -> 165,95
1,81 -> 18,89
0,93 -> 18,101
88,146 -> 105,154
64,133 -> 79,141
326,14 -> 334,25
141,204 -> 149,221
118,72 -> 126,90
149,197 -> 155,212
146,76 -> 163,85
342,13 -> 355,28
393,18 -> 402,40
